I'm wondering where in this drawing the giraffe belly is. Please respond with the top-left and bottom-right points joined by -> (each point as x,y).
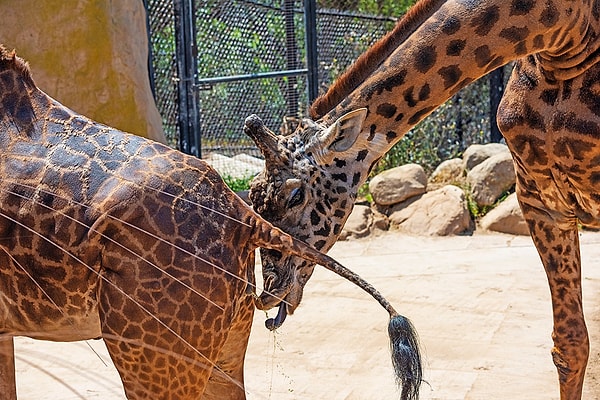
0,247 -> 103,341
499,58 -> 600,227
0,287 -> 103,342
0,308 -> 102,342
0,299 -> 102,342
502,114 -> 600,227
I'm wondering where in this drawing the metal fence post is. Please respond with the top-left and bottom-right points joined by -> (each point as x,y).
304,0 -> 318,103
174,0 -> 201,157
284,0 -> 299,117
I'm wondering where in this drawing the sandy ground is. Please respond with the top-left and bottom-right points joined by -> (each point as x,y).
12,231 -> 600,399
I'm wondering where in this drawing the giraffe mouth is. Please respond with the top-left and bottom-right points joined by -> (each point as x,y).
255,283 -> 298,330
255,252 -> 307,329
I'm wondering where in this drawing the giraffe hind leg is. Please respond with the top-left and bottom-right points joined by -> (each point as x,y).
97,273 -> 217,399
202,294 -> 254,400
521,203 -> 589,400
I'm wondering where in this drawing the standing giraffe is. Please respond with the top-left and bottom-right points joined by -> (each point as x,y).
245,0 -> 600,399
0,45 -> 420,399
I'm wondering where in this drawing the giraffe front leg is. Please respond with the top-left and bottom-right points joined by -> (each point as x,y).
0,336 -> 16,400
522,203 -> 589,400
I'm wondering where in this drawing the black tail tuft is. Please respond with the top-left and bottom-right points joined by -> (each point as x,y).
388,315 -> 422,400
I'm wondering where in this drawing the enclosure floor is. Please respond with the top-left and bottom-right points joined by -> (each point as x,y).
13,231 -> 600,399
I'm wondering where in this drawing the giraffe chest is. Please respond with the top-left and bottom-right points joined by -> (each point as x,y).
498,59 -> 600,224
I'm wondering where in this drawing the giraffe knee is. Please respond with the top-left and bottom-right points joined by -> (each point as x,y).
551,348 -> 572,383
550,344 -> 588,385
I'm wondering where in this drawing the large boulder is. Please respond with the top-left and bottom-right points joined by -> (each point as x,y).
0,0 -> 165,143
388,185 -> 473,236
339,205 -> 374,240
428,158 -> 464,190
204,153 -> 265,179
479,193 -> 529,235
369,163 -> 427,206
467,152 -> 516,207
462,143 -> 510,171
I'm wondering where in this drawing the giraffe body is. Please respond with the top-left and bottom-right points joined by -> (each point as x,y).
0,46 -> 418,399
245,1 -> 600,398
0,45 -> 259,399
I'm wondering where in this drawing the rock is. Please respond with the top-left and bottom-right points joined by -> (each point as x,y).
388,185 -> 473,236
479,193 -> 529,235
0,0 -> 165,143
369,163 -> 427,206
339,205 -> 374,240
467,152 -> 516,207
428,158 -> 464,190
232,154 -> 266,170
374,192 -> 421,217
204,153 -> 264,179
372,210 -> 390,231
462,143 -> 510,171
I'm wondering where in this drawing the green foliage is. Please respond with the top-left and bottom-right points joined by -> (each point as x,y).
317,0 -> 416,15
463,185 -> 514,219
357,182 -> 373,203
222,174 -> 254,193
357,0 -> 417,15
148,6 -> 178,147
194,1 -> 300,154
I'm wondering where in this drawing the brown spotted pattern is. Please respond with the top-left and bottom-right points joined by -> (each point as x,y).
0,45 -> 399,399
246,1 -> 600,399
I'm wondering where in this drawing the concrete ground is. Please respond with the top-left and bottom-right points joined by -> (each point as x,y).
12,231 -> 600,399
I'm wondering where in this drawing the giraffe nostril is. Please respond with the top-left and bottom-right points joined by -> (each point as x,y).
264,274 -> 275,290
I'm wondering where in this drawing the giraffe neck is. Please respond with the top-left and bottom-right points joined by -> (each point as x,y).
317,0 -> 598,175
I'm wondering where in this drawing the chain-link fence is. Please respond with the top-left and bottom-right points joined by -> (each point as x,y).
196,0 -> 306,158
146,0 -> 505,176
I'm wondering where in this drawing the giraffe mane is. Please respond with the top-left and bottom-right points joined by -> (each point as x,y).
0,44 -> 35,87
309,0 -> 446,120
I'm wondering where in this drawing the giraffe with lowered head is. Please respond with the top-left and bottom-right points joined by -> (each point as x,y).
245,0 -> 600,399
0,45 -> 420,399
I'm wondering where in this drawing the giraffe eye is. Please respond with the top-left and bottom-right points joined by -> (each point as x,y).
287,187 -> 304,208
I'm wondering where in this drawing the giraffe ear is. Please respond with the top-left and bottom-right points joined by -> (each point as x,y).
308,108 -> 368,165
320,108 -> 368,153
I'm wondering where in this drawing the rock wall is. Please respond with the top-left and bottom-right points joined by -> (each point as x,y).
0,0 -> 166,143
342,143 -> 530,239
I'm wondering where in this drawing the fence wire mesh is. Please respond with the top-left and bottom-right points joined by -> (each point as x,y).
196,0 -> 306,158
146,0 -> 504,177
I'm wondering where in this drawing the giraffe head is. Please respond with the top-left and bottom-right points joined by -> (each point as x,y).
244,109 -> 372,318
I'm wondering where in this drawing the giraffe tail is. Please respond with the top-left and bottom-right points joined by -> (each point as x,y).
252,222 -> 422,399
389,315 -> 422,400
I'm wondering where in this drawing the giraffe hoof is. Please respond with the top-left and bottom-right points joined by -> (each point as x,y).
265,303 -> 288,331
